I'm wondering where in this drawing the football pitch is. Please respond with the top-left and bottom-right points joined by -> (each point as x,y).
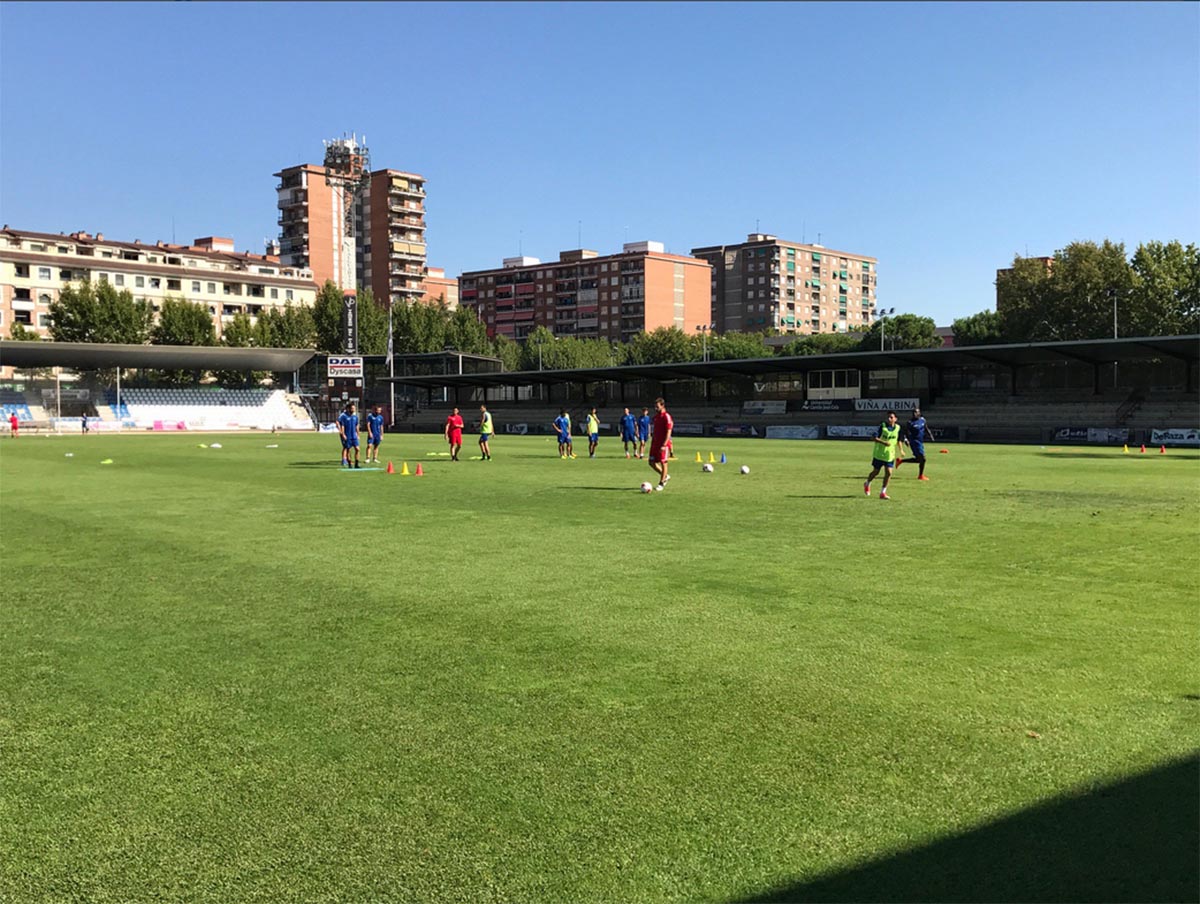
2,432 -> 1197,903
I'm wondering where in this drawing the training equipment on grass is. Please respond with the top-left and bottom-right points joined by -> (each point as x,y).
100,459 -> 113,465
64,453 -> 73,457
740,465 -> 750,474
1140,444 -> 1146,453
197,443 -> 208,448
1123,444 -> 1129,454
702,463 -> 714,472
386,461 -> 395,474
1160,445 -> 1167,454
415,463 -> 424,476
640,482 -> 654,493
695,451 -> 702,463
708,452 -> 716,463
266,444 -> 279,449
940,449 -> 950,454
210,443 -> 222,449
401,461 -> 411,476
720,453 -> 726,464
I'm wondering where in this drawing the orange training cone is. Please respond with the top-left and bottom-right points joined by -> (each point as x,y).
415,462 -> 424,476
1140,444 -> 1146,454
401,461 -> 411,476
386,461 -> 395,474
1160,445 -> 1167,454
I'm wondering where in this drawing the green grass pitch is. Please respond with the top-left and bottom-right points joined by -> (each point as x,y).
1,432 -> 1197,902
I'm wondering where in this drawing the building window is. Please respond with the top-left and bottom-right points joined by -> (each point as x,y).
285,289 -> 294,300
14,288 -> 31,300
115,274 -> 125,286
135,276 -> 145,288
207,282 -> 216,294
14,310 -> 32,325
60,269 -> 72,280
191,281 -> 201,293
167,279 -> 181,291
98,273 -> 108,283
149,278 -> 161,289
38,313 -> 51,328
37,267 -> 51,280
14,264 -> 29,278
38,293 -> 51,305
270,288 -> 278,299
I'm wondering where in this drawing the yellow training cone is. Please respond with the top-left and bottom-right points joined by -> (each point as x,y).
401,461 -> 411,476
695,451 -> 702,463
708,452 -> 716,463
1123,444 -> 1129,454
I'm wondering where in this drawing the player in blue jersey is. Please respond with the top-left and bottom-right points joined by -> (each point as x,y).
895,407 -> 932,481
636,407 -> 652,459
552,409 -> 574,459
365,405 -> 385,464
337,402 -> 361,469
619,407 -> 638,459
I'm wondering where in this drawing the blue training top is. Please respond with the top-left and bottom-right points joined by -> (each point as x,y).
338,411 -> 359,442
907,416 -> 926,444
637,414 -> 652,438
366,413 -> 384,439
620,413 -> 636,436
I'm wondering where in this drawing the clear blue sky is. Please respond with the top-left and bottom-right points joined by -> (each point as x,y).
2,1 -> 1196,326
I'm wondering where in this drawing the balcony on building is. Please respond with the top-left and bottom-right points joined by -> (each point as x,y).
277,190 -> 307,210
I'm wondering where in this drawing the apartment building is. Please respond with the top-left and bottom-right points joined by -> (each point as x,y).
458,242 -> 711,343
274,137 -> 429,303
691,234 -> 878,335
419,267 -> 459,309
0,227 -> 318,340
359,169 -> 428,305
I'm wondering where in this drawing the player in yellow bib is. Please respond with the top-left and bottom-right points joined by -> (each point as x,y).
478,405 -> 494,460
586,408 -> 600,458
864,410 -> 902,500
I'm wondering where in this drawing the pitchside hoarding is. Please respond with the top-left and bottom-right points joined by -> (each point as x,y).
765,425 -> 820,440
854,398 -> 919,412
1151,428 -> 1199,446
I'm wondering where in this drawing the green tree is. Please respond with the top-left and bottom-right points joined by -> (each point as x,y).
491,333 -> 523,371
444,305 -> 493,356
624,327 -> 698,365
356,289 -> 390,356
1128,241 -> 1200,336
951,310 -> 1005,346
49,281 -> 152,344
708,331 -> 769,360
151,296 -> 215,346
778,331 -> 864,356
859,314 -> 941,350
213,312 -> 263,386
312,280 -> 345,352
255,304 -> 316,349
8,323 -> 41,341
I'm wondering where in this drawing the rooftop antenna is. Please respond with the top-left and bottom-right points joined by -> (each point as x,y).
755,218 -> 760,233
817,232 -> 822,245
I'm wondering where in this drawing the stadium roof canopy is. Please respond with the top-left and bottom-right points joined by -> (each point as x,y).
0,340 -> 315,372
384,334 -> 1200,390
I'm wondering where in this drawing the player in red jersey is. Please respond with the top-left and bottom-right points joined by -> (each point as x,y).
648,397 -> 674,488
444,407 -> 464,461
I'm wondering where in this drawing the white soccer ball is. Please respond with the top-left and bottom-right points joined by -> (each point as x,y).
740,465 -> 750,474
640,482 -> 654,493
702,463 -> 714,472
654,484 -> 664,492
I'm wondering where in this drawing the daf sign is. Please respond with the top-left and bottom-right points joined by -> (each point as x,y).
328,356 -> 364,378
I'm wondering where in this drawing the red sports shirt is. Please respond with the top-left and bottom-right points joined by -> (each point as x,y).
651,410 -> 673,450
445,414 -> 464,440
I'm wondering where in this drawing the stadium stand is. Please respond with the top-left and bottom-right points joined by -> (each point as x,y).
101,388 -> 313,431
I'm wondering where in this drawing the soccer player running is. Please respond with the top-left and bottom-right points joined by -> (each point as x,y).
636,407 -> 652,459
9,412 -> 18,438
337,402 -> 361,469
478,404 -> 494,460
552,409 -> 574,458
586,407 -> 601,458
895,406 -> 932,481
444,406 -> 464,461
365,405 -> 385,464
619,407 -> 637,458
648,397 -> 674,488
864,410 -> 902,500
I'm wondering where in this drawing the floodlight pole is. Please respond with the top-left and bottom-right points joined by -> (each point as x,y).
116,367 -> 121,433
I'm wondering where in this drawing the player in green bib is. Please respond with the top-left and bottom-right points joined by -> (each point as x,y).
864,410 -> 902,500
478,404 -> 494,461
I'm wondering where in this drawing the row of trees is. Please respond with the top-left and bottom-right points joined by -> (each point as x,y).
954,240 -> 1199,345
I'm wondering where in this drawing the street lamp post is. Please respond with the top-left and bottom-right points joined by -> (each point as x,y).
879,307 -> 896,351
696,323 -> 715,362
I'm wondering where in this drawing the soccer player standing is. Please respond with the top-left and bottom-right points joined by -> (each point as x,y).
586,407 -> 600,458
365,405 -> 385,464
444,407 -> 464,461
478,404 -> 494,461
552,409 -> 574,458
636,407 -> 652,459
619,407 -> 637,458
649,397 -> 674,488
895,407 -> 932,481
337,402 -> 361,469
864,411 -> 902,500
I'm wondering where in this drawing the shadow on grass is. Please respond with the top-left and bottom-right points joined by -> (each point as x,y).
732,753 -> 1199,904
788,495 -> 860,499
1035,451 -> 1196,460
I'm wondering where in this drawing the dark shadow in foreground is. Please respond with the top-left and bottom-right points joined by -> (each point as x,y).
733,753 -> 1199,904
